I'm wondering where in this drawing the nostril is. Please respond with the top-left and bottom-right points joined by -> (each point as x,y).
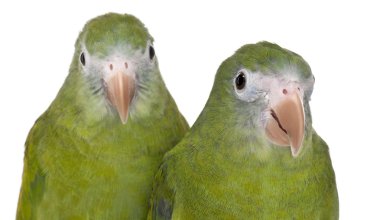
282,89 -> 288,95
298,87 -> 300,91
109,64 -> 113,70
124,62 -> 128,69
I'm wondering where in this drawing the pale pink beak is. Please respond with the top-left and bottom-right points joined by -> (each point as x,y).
105,67 -> 135,124
265,86 -> 305,157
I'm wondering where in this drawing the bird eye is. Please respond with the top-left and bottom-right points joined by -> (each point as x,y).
149,46 -> 155,60
80,52 -> 86,66
235,72 -> 246,90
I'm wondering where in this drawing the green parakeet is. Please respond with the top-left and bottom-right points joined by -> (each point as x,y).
16,13 -> 189,219
149,42 -> 338,219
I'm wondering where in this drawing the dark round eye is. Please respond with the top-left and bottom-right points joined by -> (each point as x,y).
149,46 -> 155,60
235,72 -> 246,90
80,52 -> 86,66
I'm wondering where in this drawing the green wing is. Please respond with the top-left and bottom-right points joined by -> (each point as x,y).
16,116 -> 47,220
148,161 -> 175,220
147,95 -> 189,219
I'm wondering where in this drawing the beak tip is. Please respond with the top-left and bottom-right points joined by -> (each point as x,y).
120,115 -> 128,124
290,139 -> 303,157
291,146 -> 299,157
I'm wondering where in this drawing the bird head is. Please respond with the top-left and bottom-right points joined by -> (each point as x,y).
204,42 -> 315,157
72,13 -> 162,124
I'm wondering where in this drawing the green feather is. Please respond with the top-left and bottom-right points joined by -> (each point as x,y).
149,42 -> 338,219
17,13 -> 188,220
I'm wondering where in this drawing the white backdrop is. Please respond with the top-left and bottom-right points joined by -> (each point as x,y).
1,0 -> 379,219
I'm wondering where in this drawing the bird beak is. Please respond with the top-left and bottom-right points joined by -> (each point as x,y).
105,72 -> 135,124
265,87 -> 305,157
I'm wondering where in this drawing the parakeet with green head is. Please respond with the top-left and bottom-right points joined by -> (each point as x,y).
16,13 -> 189,219
149,42 -> 338,219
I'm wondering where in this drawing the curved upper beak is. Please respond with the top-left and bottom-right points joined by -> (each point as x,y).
105,71 -> 135,124
265,87 -> 305,157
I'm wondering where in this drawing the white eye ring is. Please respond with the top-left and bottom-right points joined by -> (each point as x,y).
234,69 -> 250,92
233,70 -> 264,102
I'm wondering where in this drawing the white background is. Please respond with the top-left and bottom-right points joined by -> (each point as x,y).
0,0 -> 379,219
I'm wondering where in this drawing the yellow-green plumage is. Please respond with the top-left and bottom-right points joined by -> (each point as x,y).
17,13 -> 188,219
149,42 -> 338,219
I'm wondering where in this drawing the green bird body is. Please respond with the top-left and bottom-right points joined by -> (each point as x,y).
149,42 -> 338,219
17,13 -> 188,219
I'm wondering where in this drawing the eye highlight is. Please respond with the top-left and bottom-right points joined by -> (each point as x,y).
80,52 -> 86,66
149,46 -> 155,60
235,71 -> 246,90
